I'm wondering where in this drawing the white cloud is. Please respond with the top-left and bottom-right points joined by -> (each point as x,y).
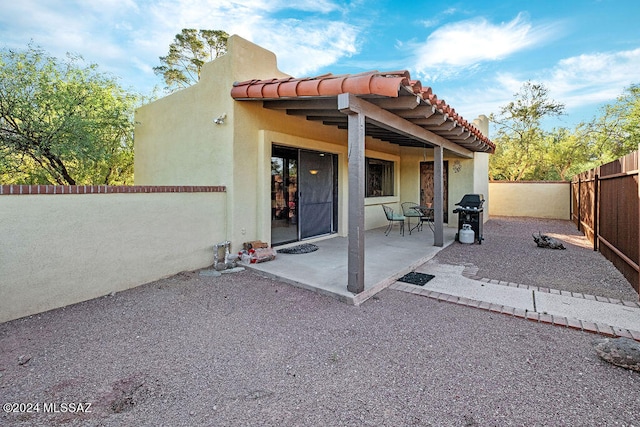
0,0 -> 361,93
546,48 -> 640,108
271,0 -> 344,13
140,0 -> 360,77
251,20 -> 359,76
412,13 -> 558,81
444,47 -> 640,128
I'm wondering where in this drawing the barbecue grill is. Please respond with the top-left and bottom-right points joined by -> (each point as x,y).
453,194 -> 484,244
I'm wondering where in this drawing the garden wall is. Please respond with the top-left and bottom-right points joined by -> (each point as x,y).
488,181 -> 570,219
0,185 -> 227,323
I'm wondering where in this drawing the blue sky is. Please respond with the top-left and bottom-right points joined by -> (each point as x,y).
1,0 -> 639,129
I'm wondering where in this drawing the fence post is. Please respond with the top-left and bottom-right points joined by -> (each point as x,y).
577,175 -> 582,232
569,179 -> 573,221
637,145 -> 640,297
593,173 -> 599,252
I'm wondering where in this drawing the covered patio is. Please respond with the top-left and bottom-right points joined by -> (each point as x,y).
232,70 -> 494,297
248,225 -> 457,305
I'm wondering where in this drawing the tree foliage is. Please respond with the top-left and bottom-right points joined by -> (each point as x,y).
153,29 -> 229,92
489,81 -> 640,181
0,44 -> 137,185
582,84 -> 640,162
489,82 -> 565,181
543,127 -> 593,181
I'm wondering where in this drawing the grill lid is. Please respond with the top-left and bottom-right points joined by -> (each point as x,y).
455,194 -> 485,208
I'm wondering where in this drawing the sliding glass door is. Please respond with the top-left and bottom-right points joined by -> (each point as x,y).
271,147 -> 298,245
271,146 -> 337,245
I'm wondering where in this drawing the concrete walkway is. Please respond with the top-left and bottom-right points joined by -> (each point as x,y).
249,225 -> 640,341
393,260 -> 640,340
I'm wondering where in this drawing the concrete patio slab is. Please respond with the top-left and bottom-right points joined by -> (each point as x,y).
247,226 -> 458,304
250,218 -> 640,338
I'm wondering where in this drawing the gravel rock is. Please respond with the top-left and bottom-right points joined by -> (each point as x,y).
434,216 -> 639,301
1,267 -> 640,426
198,269 -> 222,277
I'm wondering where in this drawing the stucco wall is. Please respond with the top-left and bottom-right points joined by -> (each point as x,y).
488,181 -> 570,219
398,146 -> 481,227
135,35 -> 413,246
134,35 -> 488,248
0,187 -> 226,323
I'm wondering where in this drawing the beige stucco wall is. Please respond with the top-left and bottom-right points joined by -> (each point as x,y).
135,35 -> 414,247
488,181 -> 570,219
397,146 -> 489,227
0,192 -> 226,323
134,35 -> 489,247
135,36 -> 292,252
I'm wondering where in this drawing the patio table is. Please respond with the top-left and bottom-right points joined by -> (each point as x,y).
416,206 -> 435,233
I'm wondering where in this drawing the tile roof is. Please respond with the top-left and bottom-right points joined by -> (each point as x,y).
231,70 -> 494,153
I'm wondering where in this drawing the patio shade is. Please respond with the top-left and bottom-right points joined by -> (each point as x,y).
231,70 -> 494,295
231,70 -> 494,155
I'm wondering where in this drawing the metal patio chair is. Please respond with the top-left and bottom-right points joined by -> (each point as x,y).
382,204 -> 405,236
420,206 -> 435,233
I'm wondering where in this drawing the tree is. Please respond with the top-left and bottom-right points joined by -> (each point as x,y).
154,29 -> 229,92
543,127 -> 593,181
489,82 -> 565,181
0,44 -> 137,185
583,84 -> 640,162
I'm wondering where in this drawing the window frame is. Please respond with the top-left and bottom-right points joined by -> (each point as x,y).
365,157 -> 395,198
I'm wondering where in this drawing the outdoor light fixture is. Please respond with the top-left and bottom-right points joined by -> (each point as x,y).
214,113 -> 226,125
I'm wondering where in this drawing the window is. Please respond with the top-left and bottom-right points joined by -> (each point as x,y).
365,157 -> 394,197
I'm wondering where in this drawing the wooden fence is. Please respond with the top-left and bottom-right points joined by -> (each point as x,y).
571,150 -> 639,293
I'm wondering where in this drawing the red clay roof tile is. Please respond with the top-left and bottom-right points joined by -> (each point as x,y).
231,70 -> 494,152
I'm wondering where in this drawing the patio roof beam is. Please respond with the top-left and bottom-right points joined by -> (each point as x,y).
263,99 -> 337,110
338,93 -> 473,159
411,114 -> 448,126
323,121 -> 348,128
286,109 -> 345,117
368,95 -> 421,110
393,105 -> 437,119
438,125 -> 465,137
450,131 -> 472,142
417,119 -> 457,132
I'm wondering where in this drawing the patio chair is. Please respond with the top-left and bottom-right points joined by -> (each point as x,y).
382,204 -> 405,236
401,202 -> 425,235
420,206 -> 435,233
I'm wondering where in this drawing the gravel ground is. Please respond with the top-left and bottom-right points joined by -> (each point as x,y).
1,264 -> 640,426
434,216 -> 639,302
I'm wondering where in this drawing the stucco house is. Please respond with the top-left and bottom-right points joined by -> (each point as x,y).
134,35 -> 494,294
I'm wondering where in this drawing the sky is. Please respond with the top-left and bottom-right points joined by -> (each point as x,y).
1,0 -> 640,130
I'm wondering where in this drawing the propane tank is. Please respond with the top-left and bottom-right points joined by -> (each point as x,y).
459,224 -> 475,244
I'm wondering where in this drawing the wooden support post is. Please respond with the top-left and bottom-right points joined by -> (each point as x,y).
346,111 -> 366,294
433,145 -> 444,246
577,176 -> 581,232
